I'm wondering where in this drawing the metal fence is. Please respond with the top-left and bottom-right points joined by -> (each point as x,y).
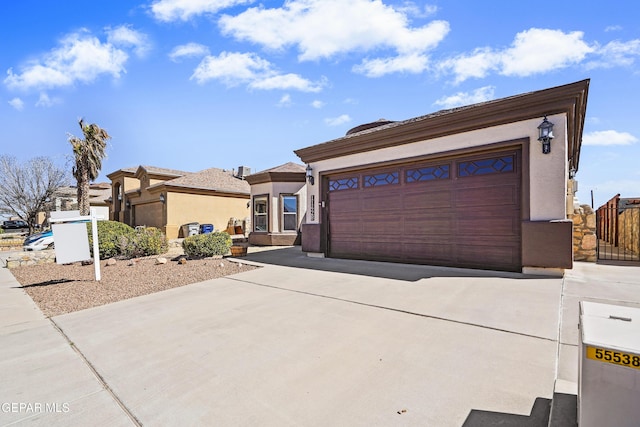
596,204 -> 640,262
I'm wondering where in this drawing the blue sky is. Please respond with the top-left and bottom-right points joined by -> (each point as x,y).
1,0 -> 639,209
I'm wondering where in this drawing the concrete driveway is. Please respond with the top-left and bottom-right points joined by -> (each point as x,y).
2,247 -> 639,426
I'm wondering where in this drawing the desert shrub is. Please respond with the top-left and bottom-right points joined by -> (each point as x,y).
87,221 -> 135,259
182,232 -> 232,258
122,227 -> 168,258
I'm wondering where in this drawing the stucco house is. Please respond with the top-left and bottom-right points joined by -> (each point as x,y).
294,79 -> 589,275
245,162 -> 306,246
107,165 -> 250,239
37,182 -> 112,226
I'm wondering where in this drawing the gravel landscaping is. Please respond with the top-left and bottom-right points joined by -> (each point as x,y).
11,256 -> 258,317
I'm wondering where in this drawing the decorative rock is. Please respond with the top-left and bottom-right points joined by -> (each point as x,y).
178,257 -> 187,265
106,258 -> 117,266
155,257 -> 167,265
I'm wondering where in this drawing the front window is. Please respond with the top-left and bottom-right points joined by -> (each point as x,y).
281,195 -> 298,232
253,195 -> 268,232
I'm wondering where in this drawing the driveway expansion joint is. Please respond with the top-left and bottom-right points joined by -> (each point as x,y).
228,277 -> 557,343
48,317 -> 142,427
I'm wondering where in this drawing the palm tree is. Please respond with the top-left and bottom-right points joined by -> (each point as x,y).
68,119 -> 111,215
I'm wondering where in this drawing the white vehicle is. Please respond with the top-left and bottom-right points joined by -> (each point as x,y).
23,230 -> 54,251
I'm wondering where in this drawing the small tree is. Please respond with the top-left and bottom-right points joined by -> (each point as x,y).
0,155 -> 69,234
68,118 -> 111,216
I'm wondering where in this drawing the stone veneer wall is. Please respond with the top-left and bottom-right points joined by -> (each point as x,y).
569,204 -> 596,262
5,250 -> 56,269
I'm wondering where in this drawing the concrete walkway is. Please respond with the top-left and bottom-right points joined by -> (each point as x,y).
1,247 -> 639,426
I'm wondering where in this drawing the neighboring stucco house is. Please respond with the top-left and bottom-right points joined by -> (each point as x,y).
294,80 -> 589,275
37,182 -> 112,226
107,165 -> 250,239
245,162 -> 306,246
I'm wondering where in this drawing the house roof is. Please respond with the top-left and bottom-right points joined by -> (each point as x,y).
106,166 -> 137,180
136,165 -> 189,179
295,79 -> 589,173
53,182 -> 112,205
151,167 -> 250,195
245,162 -> 306,185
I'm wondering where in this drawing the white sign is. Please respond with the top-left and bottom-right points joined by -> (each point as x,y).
50,209 -> 103,281
51,222 -> 90,264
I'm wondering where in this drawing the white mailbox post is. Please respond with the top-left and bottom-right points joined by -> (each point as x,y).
579,301 -> 640,427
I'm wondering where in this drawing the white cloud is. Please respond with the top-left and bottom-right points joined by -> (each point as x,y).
605,25 -> 622,32
582,130 -> 638,146
8,98 -> 24,111
150,0 -> 253,22
191,51 -> 324,92
106,25 -> 151,57
501,29 -> 593,76
440,28 -> 594,84
219,0 -> 449,62
433,86 -> 495,109
587,39 -> 640,69
249,73 -> 324,92
35,92 -> 62,107
353,52 -> 430,77
4,29 -> 132,91
169,43 -> 211,62
277,94 -> 292,107
311,100 -> 325,108
325,114 -> 351,126
191,51 -> 271,85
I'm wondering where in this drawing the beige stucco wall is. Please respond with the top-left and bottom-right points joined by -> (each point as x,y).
165,192 -> 250,239
304,114 -> 568,225
250,182 -> 307,232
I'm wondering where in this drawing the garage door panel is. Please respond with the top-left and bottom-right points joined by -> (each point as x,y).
404,216 -> 454,235
364,216 -> 404,235
327,148 -> 522,271
329,239 -> 362,256
404,190 -> 452,209
361,241 -> 404,257
362,193 -> 402,211
457,217 -> 520,236
403,242 -> 454,262
330,219 -> 362,235
330,197 -> 362,213
455,185 -> 519,207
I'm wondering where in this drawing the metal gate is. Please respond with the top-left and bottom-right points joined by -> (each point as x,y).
596,203 -> 640,262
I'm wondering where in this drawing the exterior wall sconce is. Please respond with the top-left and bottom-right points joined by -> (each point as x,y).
125,200 -> 131,209
537,116 -> 554,154
159,193 -> 166,204
305,164 -> 315,185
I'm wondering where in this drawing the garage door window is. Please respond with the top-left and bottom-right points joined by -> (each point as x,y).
253,195 -> 268,232
406,164 -> 450,183
364,172 -> 399,188
458,155 -> 514,177
329,177 -> 358,192
281,195 -> 298,231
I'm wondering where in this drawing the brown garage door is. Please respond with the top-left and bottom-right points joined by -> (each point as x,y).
326,149 -> 522,271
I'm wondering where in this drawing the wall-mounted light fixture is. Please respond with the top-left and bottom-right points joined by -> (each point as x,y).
305,164 -> 315,185
537,116 -> 555,154
117,193 -> 122,202
159,193 -> 166,204
125,200 -> 131,209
